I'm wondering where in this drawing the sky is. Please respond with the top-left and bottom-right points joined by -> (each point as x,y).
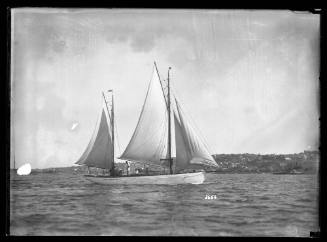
11,9 -> 320,169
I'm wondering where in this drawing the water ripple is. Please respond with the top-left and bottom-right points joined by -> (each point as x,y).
10,173 -> 319,236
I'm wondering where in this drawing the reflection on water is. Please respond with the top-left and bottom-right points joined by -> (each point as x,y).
10,172 -> 319,236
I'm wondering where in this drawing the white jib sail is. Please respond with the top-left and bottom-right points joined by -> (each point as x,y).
75,100 -> 114,169
120,68 -> 168,164
174,98 -> 218,171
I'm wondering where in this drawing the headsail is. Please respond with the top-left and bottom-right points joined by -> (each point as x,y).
173,98 -> 218,171
120,64 -> 217,171
119,67 -> 168,164
75,100 -> 114,169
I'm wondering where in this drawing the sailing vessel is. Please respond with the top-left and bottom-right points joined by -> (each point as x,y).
75,62 -> 218,184
75,90 -> 115,176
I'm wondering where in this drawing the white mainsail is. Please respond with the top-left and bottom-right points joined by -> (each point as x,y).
173,98 -> 218,171
120,63 -> 217,172
75,100 -> 114,170
119,68 -> 168,164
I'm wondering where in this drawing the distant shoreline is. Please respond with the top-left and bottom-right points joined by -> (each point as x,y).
10,169 -> 317,175
12,150 -> 319,175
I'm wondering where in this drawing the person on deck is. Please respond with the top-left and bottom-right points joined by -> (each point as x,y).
145,164 -> 149,175
126,161 -> 130,176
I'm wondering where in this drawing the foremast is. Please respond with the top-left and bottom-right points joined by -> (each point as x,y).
167,67 -> 173,174
102,90 -> 115,176
111,90 -> 115,176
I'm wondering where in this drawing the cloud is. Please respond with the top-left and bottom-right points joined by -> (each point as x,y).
102,20 -> 167,53
11,9 -> 320,168
13,12 -> 102,63
130,34 -> 156,52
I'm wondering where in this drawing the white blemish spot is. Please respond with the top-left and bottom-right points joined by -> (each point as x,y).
71,122 -> 79,130
17,163 -> 32,176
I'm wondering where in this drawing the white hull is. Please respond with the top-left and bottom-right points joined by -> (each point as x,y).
84,172 -> 205,185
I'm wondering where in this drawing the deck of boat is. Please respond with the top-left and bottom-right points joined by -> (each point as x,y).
84,171 -> 205,185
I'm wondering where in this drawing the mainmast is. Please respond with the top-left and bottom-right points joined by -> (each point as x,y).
155,62 -> 173,174
154,61 -> 168,107
111,90 -> 115,176
168,67 -> 173,174
102,90 -> 115,176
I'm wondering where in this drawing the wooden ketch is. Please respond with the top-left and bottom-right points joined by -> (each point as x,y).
75,62 -> 218,185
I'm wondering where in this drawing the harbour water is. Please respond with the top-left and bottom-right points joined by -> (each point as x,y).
10,172 -> 319,236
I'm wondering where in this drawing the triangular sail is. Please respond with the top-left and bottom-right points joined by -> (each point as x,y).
174,98 -> 218,171
174,112 -> 189,169
75,100 -> 114,169
119,68 -> 168,164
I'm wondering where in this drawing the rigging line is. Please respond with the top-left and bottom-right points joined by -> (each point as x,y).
102,91 -> 115,160
102,92 -> 112,121
154,61 -> 169,109
107,90 -> 121,156
171,87 -> 215,157
120,66 -> 155,157
114,116 -> 122,155
182,102 -> 214,157
154,110 -> 168,158
177,96 -> 213,156
174,100 -> 194,164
